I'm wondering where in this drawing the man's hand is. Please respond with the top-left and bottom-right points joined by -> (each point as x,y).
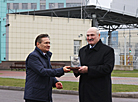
78,66 -> 88,73
63,66 -> 71,73
55,82 -> 63,89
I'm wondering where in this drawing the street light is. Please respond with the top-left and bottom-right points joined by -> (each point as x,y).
91,14 -> 98,27
92,14 -> 96,19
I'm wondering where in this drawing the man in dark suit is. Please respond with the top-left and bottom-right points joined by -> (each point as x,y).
24,34 -> 71,102
73,27 -> 115,102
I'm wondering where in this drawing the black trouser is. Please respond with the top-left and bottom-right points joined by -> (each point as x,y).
25,99 -> 47,102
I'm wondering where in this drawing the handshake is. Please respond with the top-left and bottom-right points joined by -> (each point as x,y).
63,66 -> 88,74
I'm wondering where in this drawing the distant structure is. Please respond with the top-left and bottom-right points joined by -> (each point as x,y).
110,0 -> 138,16
7,0 -> 90,13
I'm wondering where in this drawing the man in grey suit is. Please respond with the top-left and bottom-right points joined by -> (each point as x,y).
24,34 -> 71,102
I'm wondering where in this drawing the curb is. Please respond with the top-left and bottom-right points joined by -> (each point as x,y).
52,89 -> 78,95
0,86 -> 78,95
0,86 -> 138,98
112,92 -> 138,98
0,86 -> 24,91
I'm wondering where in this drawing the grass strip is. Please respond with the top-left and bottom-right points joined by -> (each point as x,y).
112,84 -> 138,92
111,70 -> 138,77
0,78 -> 25,87
0,78 -> 138,92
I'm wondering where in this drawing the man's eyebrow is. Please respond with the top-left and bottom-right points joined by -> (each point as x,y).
87,34 -> 94,35
45,42 -> 50,43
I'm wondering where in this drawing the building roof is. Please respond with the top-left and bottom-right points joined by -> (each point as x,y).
11,5 -> 138,30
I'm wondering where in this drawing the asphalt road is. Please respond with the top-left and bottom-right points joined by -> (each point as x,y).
0,89 -> 138,102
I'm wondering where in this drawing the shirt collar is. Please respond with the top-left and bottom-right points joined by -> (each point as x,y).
89,44 -> 96,49
84,39 -> 102,51
35,47 -> 52,57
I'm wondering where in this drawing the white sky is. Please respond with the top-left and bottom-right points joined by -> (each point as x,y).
88,0 -> 113,8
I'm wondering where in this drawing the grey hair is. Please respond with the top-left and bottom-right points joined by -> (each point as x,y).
87,27 -> 100,35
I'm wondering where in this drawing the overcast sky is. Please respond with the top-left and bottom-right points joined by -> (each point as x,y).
88,0 -> 113,8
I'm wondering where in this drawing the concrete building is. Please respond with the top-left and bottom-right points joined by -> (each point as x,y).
7,0 -> 89,13
0,0 -> 90,64
7,14 -> 91,62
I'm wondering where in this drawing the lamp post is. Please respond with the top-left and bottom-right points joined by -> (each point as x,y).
91,14 -> 98,27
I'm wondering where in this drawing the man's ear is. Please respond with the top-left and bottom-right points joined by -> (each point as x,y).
99,34 -> 100,37
36,42 -> 39,46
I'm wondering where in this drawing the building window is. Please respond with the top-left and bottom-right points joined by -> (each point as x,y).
112,37 -> 117,41
58,3 -> 64,8
66,3 -> 81,7
49,3 -> 55,9
7,3 -> 10,9
31,3 -> 37,9
74,40 -> 81,55
22,3 -> 28,9
13,3 -> 19,9
40,3 -> 46,10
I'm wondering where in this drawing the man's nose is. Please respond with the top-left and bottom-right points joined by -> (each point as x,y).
47,43 -> 50,46
88,35 -> 92,39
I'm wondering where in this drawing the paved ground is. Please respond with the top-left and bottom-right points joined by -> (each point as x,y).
1,70 -> 138,85
0,89 -> 138,102
0,70 -> 26,79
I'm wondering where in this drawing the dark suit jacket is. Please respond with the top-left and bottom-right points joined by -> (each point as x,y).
24,47 -> 64,102
75,39 -> 115,102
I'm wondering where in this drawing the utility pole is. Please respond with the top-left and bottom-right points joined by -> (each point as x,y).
81,0 -> 82,19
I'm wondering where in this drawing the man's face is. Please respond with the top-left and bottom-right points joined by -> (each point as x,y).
37,37 -> 50,53
86,28 -> 100,46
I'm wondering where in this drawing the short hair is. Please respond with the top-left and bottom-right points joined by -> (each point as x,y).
35,34 -> 50,46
